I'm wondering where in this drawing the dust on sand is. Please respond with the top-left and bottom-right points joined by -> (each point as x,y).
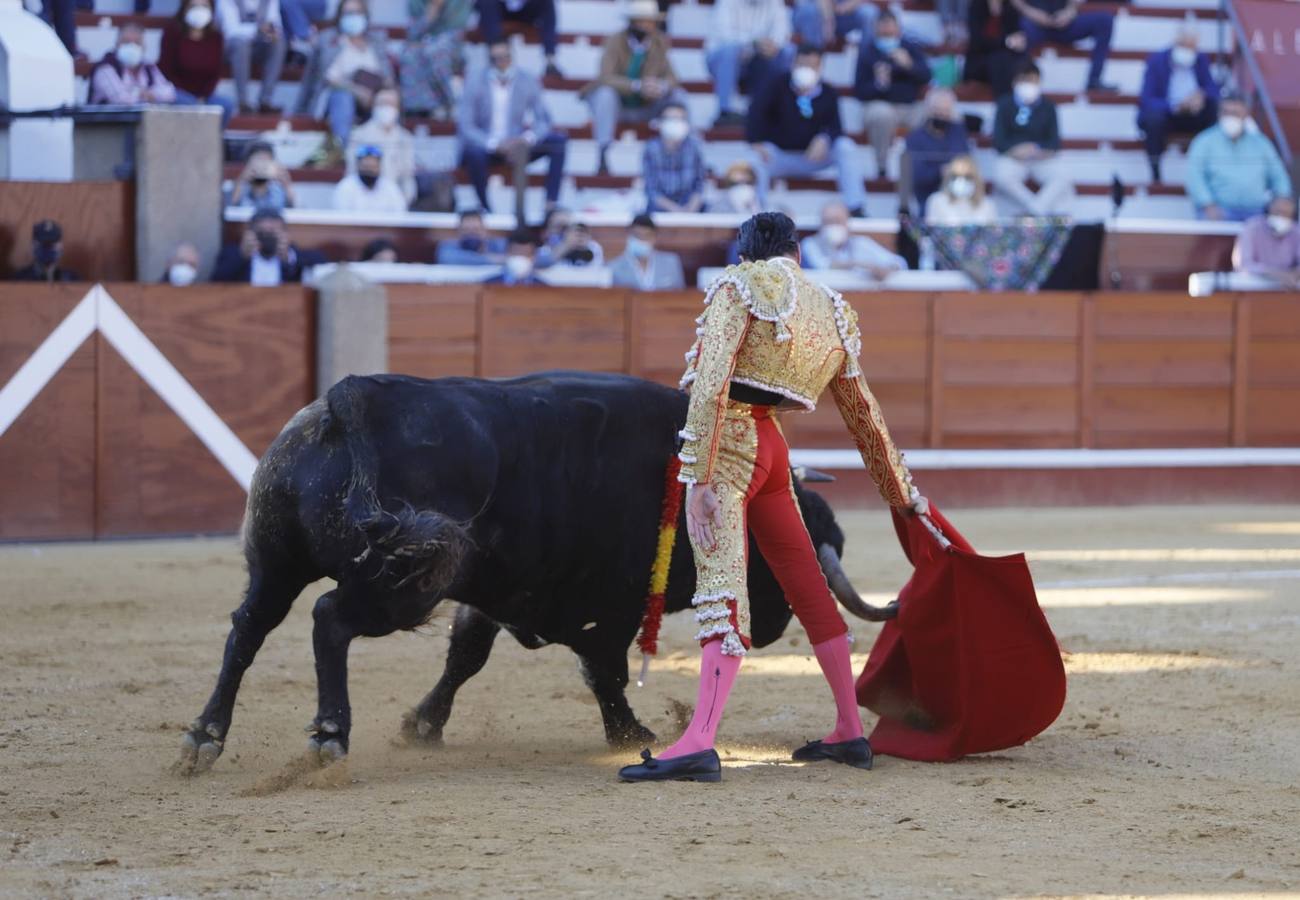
1,505 -> 1298,898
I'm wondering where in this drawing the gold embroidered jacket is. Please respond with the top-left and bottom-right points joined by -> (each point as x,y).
677,257 -> 918,509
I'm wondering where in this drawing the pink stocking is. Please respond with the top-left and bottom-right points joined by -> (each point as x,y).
812,633 -> 864,744
659,638 -> 743,759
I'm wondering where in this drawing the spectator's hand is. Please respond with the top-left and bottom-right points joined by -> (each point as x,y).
1005,31 -> 1027,51
685,194 -> 705,213
240,229 -> 258,259
642,78 -> 667,100
750,142 -> 771,163
1009,142 -> 1042,160
276,232 -> 292,261
756,38 -> 779,58
867,264 -> 895,281
423,0 -> 444,20
259,20 -> 279,38
835,0 -> 860,13
806,134 -> 831,164
1182,90 -> 1205,114
1052,5 -> 1076,25
501,137 -> 530,162
890,48 -> 913,69
1202,204 -> 1225,221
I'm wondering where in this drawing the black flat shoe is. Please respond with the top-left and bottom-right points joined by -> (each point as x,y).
618,748 -> 722,783
792,737 -> 874,770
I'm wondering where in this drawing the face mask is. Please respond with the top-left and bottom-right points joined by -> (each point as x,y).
625,236 -> 652,258
564,246 -> 595,265
34,244 -> 60,266
929,117 -> 952,133
791,66 -> 819,93
948,175 -> 975,199
1220,115 -> 1244,138
1013,82 -> 1041,106
255,230 -> 279,258
728,183 -> 757,210
358,172 -> 379,188
459,236 -> 483,252
505,254 -> 532,278
168,262 -> 198,286
1171,45 -> 1196,68
116,43 -> 144,68
494,65 -> 513,82
821,223 -> 849,247
250,176 -> 270,188
373,105 -> 399,127
1268,215 -> 1294,236
659,118 -> 689,142
627,26 -> 647,41
339,12 -> 367,36
184,5 -> 212,29
875,36 -> 901,53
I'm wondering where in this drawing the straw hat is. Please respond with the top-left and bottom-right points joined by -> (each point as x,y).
624,0 -> 665,20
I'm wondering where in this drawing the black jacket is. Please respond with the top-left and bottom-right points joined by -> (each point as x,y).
853,39 -> 932,104
746,74 -> 842,151
210,243 -> 322,283
992,95 -> 1061,153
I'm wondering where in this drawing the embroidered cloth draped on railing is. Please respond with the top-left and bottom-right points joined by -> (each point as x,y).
905,217 -> 1075,291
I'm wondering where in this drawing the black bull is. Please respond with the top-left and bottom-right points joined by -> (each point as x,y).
180,371 -> 896,774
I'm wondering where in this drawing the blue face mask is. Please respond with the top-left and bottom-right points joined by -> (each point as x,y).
626,236 -> 652,259
339,12 -> 367,35
875,36 -> 901,53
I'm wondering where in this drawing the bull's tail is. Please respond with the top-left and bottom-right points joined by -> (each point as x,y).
322,376 -> 470,602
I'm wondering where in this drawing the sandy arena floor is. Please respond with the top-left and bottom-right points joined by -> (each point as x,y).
1,504 -> 1299,899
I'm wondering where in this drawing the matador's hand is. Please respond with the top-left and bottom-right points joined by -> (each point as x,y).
687,483 -> 723,551
906,494 -> 931,517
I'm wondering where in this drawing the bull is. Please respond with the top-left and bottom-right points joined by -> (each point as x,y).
179,371 -> 895,773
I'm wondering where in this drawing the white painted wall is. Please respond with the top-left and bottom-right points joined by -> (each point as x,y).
0,0 -> 75,180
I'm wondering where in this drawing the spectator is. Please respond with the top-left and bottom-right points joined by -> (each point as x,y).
713,160 -> 762,215
538,221 -> 605,268
280,0 -> 326,58
610,214 -> 686,290
925,155 -> 998,225
217,0 -> 286,113
992,61 -> 1074,216
212,210 -> 316,284
1186,96 -> 1292,221
310,0 -> 395,147
9,221 -> 79,282
903,87 -> 970,210
360,237 -> 400,262
477,0 -> 560,78
1138,25 -> 1220,183
229,140 -> 297,212
160,0 -> 235,122
705,0 -> 792,127
581,0 -> 683,175
853,11 -> 932,175
333,145 -> 409,212
1011,0 -> 1114,93
800,199 -> 906,278
938,0 -> 970,45
747,45 -> 868,216
643,101 -> 706,213
484,228 -> 545,285
163,242 -> 202,285
89,24 -> 178,105
1233,197 -> 1300,289
964,0 -> 1026,99
398,0 -> 475,120
436,209 -> 508,264
459,40 -> 568,221
348,88 -> 418,204
792,0 -> 877,53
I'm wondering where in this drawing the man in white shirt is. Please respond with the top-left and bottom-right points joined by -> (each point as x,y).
799,200 -> 907,279
707,0 -> 794,127
346,89 -> 418,204
333,145 -> 409,213
217,0 -> 286,112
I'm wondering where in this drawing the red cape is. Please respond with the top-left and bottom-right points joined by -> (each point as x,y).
856,505 -> 1066,761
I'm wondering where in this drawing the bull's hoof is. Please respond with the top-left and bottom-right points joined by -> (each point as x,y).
399,709 -> 445,747
607,723 -> 657,750
305,719 -> 348,766
177,722 -> 224,775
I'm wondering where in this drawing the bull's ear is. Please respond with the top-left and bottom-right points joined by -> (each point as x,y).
792,466 -> 836,483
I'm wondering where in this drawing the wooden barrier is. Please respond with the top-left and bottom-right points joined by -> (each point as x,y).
0,181 -> 135,282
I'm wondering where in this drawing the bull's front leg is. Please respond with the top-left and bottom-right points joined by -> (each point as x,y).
403,603 -> 501,745
576,648 -> 657,748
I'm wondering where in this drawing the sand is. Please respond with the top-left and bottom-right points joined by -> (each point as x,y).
2,504 -> 1298,899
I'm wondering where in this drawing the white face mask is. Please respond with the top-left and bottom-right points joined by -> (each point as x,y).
505,254 -> 532,278
1171,45 -> 1196,68
1220,114 -> 1245,138
659,117 -> 689,142
728,183 -> 757,211
791,66 -> 820,93
1268,214 -> 1294,236
184,5 -> 213,29
373,104 -> 399,127
821,223 -> 849,247
948,175 -> 975,199
1013,81 -> 1041,106
168,262 -> 198,286
116,42 -> 144,68
339,12 -> 367,35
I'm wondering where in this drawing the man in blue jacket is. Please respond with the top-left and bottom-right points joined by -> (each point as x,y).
853,11 -> 932,177
1138,26 -> 1219,183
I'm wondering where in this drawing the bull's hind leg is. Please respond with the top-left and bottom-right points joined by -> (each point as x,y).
576,648 -> 657,748
180,568 -> 308,774
403,603 -> 501,745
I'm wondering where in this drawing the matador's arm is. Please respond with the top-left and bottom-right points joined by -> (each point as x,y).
677,283 -> 752,485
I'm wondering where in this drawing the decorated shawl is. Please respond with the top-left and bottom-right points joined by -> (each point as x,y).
907,217 -> 1074,291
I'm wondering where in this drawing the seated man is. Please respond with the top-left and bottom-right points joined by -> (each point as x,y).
992,61 -> 1074,216
89,24 -> 178,104
1186,95 -> 1292,222
333,145 -> 409,213
792,0 -> 878,52
460,40 -> 568,221
581,1 -> 683,175
610,214 -> 685,290
212,210 -> 317,284
1011,0 -> 1114,93
484,228 -> 545,285
217,0 -> 286,113
705,0 -> 792,127
853,11 -> 931,176
163,242 -> 203,285
436,209 -> 508,265
800,200 -> 906,279
903,87 -> 971,210
643,102 -> 706,213
229,140 -> 297,213
9,220 -> 79,282
537,221 -> 604,268
476,0 -> 560,77
1233,197 -> 1300,289
1138,25 -> 1220,183
347,88 -> 418,204
747,45 -> 868,217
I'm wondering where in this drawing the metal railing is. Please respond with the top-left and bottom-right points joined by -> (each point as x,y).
1221,0 -> 1294,164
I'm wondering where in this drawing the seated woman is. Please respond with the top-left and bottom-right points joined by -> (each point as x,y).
924,155 -> 998,225
964,0 -> 1026,99
295,0 -> 395,149
398,0 -> 473,120
160,0 -> 236,123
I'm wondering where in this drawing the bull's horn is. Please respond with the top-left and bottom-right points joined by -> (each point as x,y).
793,466 -> 836,483
817,544 -> 899,622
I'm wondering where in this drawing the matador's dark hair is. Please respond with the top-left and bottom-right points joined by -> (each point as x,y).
736,211 -> 799,262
